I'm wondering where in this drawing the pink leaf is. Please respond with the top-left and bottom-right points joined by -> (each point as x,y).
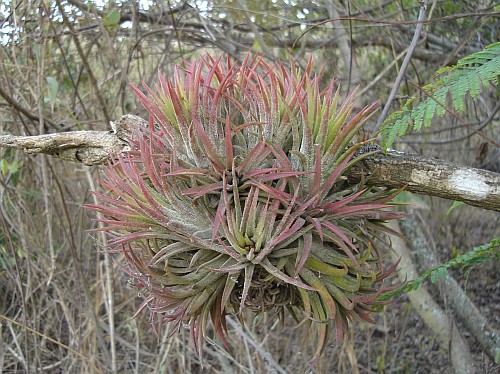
319,150 -> 356,200
224,116 -> 234,170
322,189 -> 367,213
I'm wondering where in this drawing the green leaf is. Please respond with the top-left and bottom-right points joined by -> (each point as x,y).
252,39 -> 262,52
33,43 -> 41,63
392,191 -> 430,210
104,9 -> 121,28
381,42 -> 500,149
430,270 -> 438,283
8,160 -> 19,174
46,76 -> 59,108
377,237 -> 500,301
447,201 -> 465,215
0,159 -> 8,175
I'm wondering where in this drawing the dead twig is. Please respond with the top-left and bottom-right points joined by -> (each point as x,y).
374,0 -> 428,131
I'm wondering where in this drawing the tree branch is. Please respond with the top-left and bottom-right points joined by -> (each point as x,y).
349,148 -> 500,211
0,115 -> 498,211
0,130 -> 124,166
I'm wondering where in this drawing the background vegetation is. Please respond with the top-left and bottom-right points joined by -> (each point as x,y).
0,0 -> 498,372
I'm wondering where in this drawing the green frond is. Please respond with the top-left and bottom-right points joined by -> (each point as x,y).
381,41 -> 500,149
377,237 -> 500,301
382,98 -> 415,147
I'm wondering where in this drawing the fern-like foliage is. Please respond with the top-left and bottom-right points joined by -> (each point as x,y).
377,237 -> 500,302
381,42 -> 500,149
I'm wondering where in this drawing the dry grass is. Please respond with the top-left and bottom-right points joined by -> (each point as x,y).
0,160 -> 498,372
1,1 -> 499,372
1,151 -> 496,374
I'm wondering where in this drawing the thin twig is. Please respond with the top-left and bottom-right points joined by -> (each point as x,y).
235,0 -> 275,59
34,14 -> 56,287
86,170 -> 117,373
226,317 -> 288,374
326,1 -> 360,93
374,0 -> 428,131
0,85 -> 57,129
55,0 -> 112,125
0,314 -> 87,360
356,48 -> 409,98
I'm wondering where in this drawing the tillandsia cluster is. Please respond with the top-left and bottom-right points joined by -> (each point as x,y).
87,54 -> 403,362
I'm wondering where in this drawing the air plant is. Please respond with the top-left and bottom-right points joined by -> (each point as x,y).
86,54 -> 402,362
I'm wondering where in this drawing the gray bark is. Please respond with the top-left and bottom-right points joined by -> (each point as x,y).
349,149 -> 500,212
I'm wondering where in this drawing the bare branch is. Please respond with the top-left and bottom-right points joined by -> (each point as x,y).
0,84 -> 57,129
0,130 -> 123,166
374,0 -> 428,131
0,115 -> 498,211
55,0 -> 112,125
349,148 -> 500,212
325,1 -> 361,91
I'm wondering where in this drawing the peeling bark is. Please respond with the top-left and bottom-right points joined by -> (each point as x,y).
0,115 -> 145,166
0,114 -> 499,211
349,149 -> 500,212
0,131 -> 124,166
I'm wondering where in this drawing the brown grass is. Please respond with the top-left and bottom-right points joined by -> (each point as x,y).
0,1 -> 499,372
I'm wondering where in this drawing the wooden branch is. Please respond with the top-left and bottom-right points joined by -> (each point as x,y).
0,130 -> 124,166
349,149 -> 500,211
0,115 -> 145,166
0,115 -> 498,212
